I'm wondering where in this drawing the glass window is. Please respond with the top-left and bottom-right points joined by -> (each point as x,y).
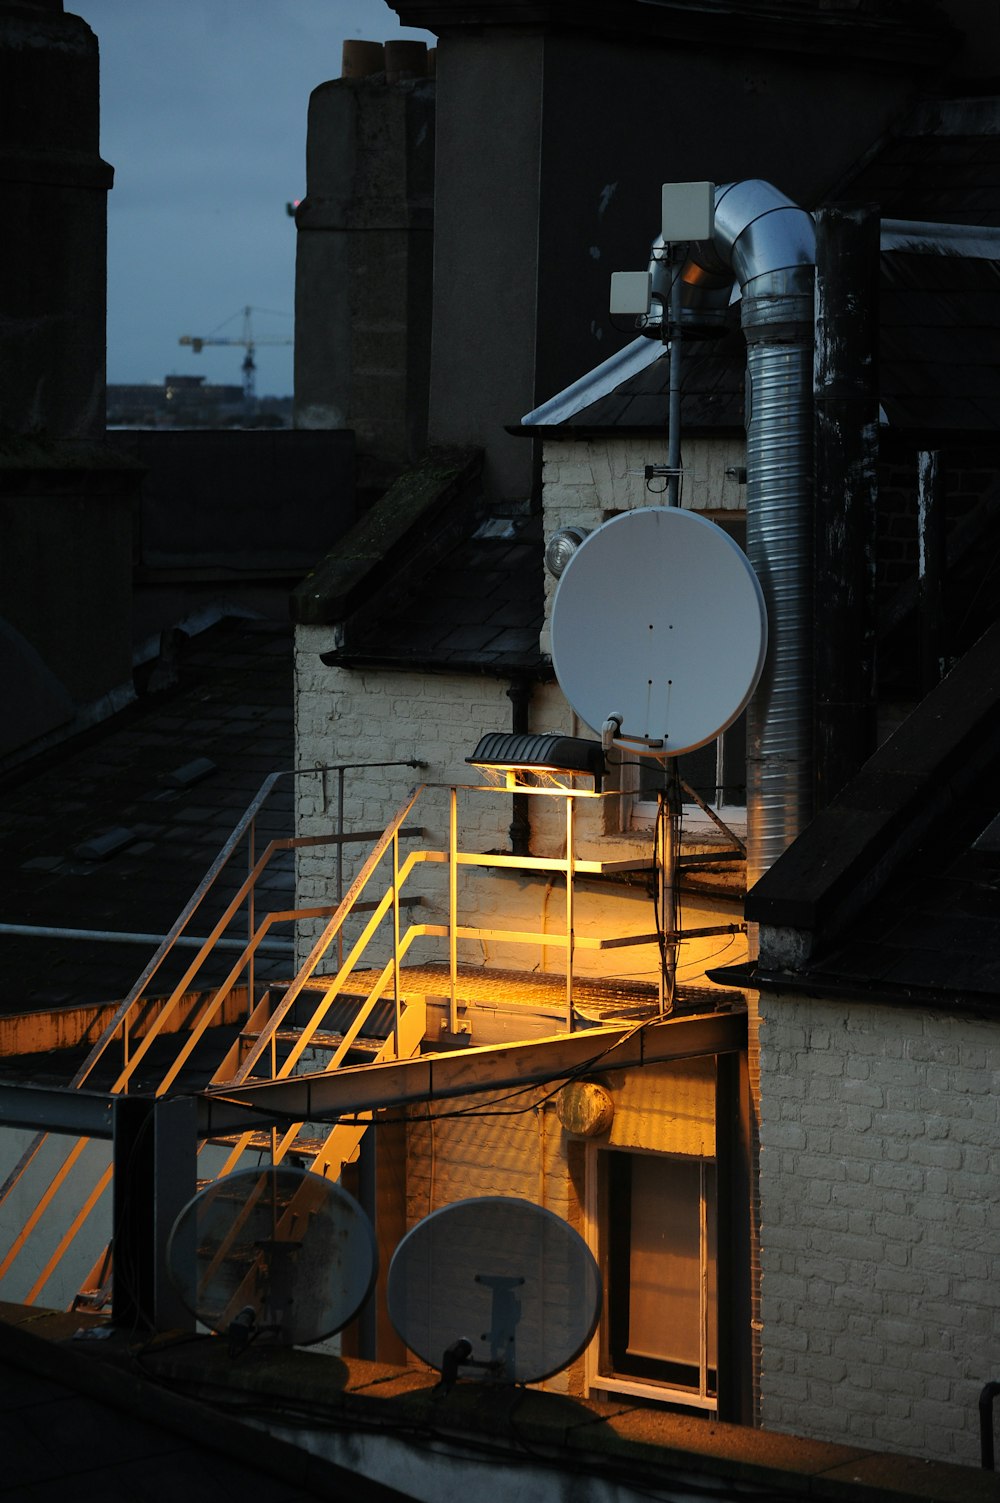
594,1149 -> 717,1405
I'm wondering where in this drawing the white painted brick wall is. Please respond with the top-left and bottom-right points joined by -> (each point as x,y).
540,434 -> 746,653
295,631 -> 746,983
292,430 -> 748,981
758,991 -> 1000,1466
404,1060 -> 717,1394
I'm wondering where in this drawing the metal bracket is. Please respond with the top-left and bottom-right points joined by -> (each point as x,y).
438,1019 -> 472,1051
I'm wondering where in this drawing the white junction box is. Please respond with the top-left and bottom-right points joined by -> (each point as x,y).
661,181 -> 715,244
609,270 -> 652,317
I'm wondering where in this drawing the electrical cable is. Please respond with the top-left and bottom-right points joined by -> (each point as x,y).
195,1009 -> 663,1138
120,1362 -> 755,1501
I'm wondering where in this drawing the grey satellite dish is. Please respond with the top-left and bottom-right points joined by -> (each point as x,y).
387,1196 -> 601,1386
551,507 -> 767,756
166,1165 -> 377,1350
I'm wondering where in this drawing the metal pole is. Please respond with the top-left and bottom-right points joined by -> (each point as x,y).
918,448 -> 946,692
666,244 -> 683,508
659,767 -> 679,1014
392,828 -> 402,1047
337,767 -> 346,971
565,796 -> 575,1032
449,785 -> 458,1036
0,922 -> 292,953
248,816 -> 255,1016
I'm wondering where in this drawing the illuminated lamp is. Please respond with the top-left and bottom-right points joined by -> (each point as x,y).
467,731 -> 605,789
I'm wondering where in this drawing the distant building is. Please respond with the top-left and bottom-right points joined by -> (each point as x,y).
106,375 -> 292,428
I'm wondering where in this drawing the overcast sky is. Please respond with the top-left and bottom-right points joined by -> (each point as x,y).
81,1 -> 434,398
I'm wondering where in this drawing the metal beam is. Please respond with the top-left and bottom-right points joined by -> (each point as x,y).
0,1082 -> 116,1138
0,1012 -> 747,1140
198,1009 -> 747,1136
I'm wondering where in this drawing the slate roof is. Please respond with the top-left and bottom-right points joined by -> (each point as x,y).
519,96 -> 1000,439
302,448 -> 551,679
325,511 -> 551,678
829,97 -> 1000,228
518,327 -> 745,436
746,619 -> 1000,1010
0,618 -> 295,1012
879,249 -> 1000,430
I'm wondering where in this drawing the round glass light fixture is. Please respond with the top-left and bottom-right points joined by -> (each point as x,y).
545,526 -> 591,579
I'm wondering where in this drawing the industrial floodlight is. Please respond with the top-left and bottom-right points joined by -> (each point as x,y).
467,732 -> 605,789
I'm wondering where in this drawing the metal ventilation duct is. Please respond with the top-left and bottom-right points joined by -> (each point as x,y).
640,233 -> 734,339
679,181 -> 816,888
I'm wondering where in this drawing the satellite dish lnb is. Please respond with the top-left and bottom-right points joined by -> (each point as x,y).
166,1165 -> 377,1350
387,1196 -> 601,1386
551,507 -> 767,756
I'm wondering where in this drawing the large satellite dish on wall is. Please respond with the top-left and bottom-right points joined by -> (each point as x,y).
387,1196 -> 601,1385
551,507 -> 767,756
166,1165 -> 377,1348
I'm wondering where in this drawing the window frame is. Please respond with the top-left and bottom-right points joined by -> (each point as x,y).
625,729 -> 748,837
583,1143 -> 719,1412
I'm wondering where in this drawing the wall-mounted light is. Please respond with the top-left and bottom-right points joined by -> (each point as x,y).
544,526 -> 591,579
467,731 -> 605,790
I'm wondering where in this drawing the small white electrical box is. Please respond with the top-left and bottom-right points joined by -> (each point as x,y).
661,181 -> 715,244
609,270 -> 652,317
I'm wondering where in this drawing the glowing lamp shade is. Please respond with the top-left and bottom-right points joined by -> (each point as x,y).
467,731 -> 605,788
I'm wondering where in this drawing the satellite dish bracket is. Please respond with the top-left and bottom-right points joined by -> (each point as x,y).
615,730 -> 666,752
436,1336 -> 507,1395
227,1304 -> 257,1357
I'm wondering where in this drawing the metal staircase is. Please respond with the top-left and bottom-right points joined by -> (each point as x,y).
0,767 -> 428,1311
0,765 -> 736,1315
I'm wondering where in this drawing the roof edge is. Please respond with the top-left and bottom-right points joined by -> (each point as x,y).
290,447 -> 482,627
747,618 -> 1000,956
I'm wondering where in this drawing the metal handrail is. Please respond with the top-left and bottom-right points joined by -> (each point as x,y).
0,762 -> 423,1297
0,770 -> 677,1307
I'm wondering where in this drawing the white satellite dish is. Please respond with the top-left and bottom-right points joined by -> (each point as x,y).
551,507 -> 767,756
166,1165 -> 377,1350
387,1196 -> 601,1387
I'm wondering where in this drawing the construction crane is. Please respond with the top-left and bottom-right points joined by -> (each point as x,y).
178,305 -> 293,404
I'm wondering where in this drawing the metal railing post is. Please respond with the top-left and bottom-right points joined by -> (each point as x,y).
565,796 -> 575,1032
248,815 -> 255,1016
337,766 -> 346,971
392,828 -> 402,1047
449,785 -> 459,1035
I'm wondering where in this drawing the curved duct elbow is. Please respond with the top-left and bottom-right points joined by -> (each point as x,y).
683,180 -> 815,296
640,235 -> 735,340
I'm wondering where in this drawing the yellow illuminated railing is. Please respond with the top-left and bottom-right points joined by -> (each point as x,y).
0,771 -> 739,1310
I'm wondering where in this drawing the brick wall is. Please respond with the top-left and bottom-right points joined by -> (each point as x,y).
404,1058 -> 717,1395
758,989 -> 1000,1465
295,627 -> 746,983
540,435 -> 746,654
877,446 -> 999,598
293,428 -> 749,984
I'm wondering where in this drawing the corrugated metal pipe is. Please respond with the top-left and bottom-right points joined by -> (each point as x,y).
678,180 -> 816,888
